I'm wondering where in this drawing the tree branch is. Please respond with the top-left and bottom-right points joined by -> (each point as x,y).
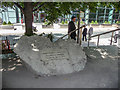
14,2 -> 24,12
33,2 -> 41,8
33,2 -> 47,12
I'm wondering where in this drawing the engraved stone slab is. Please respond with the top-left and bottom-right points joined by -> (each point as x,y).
14,35 -> 87,76
40,48 -> 69,61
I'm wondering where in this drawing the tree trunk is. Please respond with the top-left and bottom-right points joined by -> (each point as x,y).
24,2 -> 33,36
77,10 -> 80,44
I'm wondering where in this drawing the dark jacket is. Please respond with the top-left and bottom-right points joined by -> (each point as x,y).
68,21 -> 76,37
82,28 -> 87,35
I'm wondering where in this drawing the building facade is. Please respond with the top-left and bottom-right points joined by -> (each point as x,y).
0,6 -> 119,24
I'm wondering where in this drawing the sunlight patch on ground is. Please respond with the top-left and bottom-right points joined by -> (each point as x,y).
96,48 -> 109,59
31,43 -> 40,52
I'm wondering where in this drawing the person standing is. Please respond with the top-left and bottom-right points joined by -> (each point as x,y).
88,26 -> 93,40
82,27 -> 87,41
114,31 -> 120,43
68,16 -> 76,40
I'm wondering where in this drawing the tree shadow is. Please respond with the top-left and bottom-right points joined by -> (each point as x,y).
2,53 -> 25,72
83,46 -> 118,61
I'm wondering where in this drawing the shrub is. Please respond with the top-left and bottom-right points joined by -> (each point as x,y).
90,21 -> 94,24
108,21 -> 111,24
3,21 -> 7,25
76,21 -> 84,25
76,21 -> 78,25
65,21 -> 68,24
116,21 -> 120,24
81,21 -> 84,24
44,21 -> 48,25
61,21 -> 64,24
94,21 -> 98,24
8,21 -> 12,25
104,21 -> 111,24
104,21 -> 108,24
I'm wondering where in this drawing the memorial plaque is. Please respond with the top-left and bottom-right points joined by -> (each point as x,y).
40,48 -> 69,61
14,36 -> 87,75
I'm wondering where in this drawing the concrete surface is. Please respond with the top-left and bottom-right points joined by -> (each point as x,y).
0,57 -> 2,90
0,25 -> 119,47
2,46 -> 118,88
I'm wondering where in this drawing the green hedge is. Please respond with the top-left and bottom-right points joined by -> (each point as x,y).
90,21 -> 98,24
116,21 -> 120,24
104,21 -> 111,24
2,21 -> 13,25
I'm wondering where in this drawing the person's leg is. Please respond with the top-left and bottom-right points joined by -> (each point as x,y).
85,35 -> 87,41
89,33 -> 91,40
73,37 -> 76,40
70,34 -> 76,40
114,34 -> 117,43
82,35 -> 84,41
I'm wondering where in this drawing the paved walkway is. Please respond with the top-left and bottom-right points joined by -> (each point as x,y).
0,24 -> 119,48
1,24 -> 119,88
2,46 -> 118,88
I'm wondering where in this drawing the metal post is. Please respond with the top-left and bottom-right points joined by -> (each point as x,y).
79,28 -> 82,45
97,35 -> 100,47
110,32 -> 114,45
77,10 -> 80,43
88,37 -> 90,47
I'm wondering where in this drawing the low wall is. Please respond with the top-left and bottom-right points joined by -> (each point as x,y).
0,25 -> 14,29
42,25 -> 53,28
59,24 -> 68,28
88,24 -> 119,28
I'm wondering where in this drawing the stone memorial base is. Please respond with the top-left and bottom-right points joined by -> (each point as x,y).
14,35 -> 87,76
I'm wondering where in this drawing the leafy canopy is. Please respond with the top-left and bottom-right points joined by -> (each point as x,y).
2,2 -> 100,23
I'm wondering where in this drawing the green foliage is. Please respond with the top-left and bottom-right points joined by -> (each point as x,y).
104,21 -> 111,24
2,2 -> 101,24
94,21 -> 98,24
90,21 -> 98,24
76,21 -> 84,25
90,21 -> 94,24
109,2 -> 120,12
3,21 -> 7,25
65,21 -> 68,24
61,21 -> 64,24
76,21 -> 78,25
3,2 -> 110,35
81,21 -> 84,24
104,21 -> 108,24
3,21 -> 13,25
116,21 -> 120,24
8,21 -> 12,25
3,2 -> 119,24
44,21 -> 49,25
108,21 -> 110,24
